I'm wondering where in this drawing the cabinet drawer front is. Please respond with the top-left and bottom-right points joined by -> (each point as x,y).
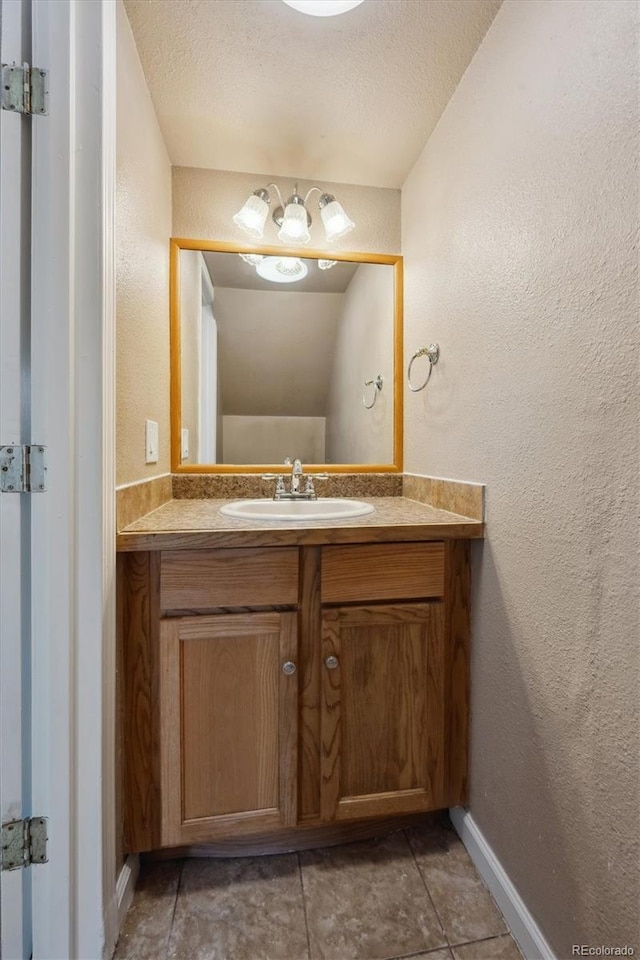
160,548 -> 299,610
321,543 -> 444,603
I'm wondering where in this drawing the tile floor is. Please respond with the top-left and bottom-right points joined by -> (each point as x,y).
114,814 -> 523,960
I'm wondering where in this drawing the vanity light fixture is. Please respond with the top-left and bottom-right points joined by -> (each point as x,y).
283,0 -> 365,16
233,183 -> 355,244
318,259 -> 337,270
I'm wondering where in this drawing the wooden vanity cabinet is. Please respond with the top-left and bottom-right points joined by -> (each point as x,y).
317,542 -> 450,822
320,602 -> 446,822
120,540 -> 470,854
159,611 -> 298,846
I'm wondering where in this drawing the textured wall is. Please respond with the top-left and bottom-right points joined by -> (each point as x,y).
172,167 -> 400,255
222,416 -> 326,465
116,0 -> 172,485
214,286 -> 343,420
402,1 -> 639,955
326,264 -> 395,464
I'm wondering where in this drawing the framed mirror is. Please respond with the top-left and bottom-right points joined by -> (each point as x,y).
170,239 -> 403,473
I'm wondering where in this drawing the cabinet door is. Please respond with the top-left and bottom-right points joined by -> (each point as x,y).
321,603 -> 446,822
160,611 -> 298,845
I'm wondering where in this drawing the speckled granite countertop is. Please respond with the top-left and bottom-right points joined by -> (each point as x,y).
116,497 -> 484,551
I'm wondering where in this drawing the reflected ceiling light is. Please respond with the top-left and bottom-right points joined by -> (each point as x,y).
283,0 -> 365,16
239,253 -> 265,265
255,256 -> 309,284
233,182 -> 355,245
318,259 -> 337,270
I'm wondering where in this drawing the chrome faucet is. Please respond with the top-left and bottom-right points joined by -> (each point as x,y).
261,458 -> 328,500
287,457 -> 304,493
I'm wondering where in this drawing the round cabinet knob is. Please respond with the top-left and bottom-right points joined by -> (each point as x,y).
282,660 -> 297,675
325,655 -> 339,670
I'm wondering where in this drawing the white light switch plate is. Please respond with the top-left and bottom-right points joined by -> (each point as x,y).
181,428 -> 189,460
145,419 -> 159,464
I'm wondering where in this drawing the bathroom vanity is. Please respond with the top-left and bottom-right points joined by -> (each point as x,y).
117,496 -> 482,856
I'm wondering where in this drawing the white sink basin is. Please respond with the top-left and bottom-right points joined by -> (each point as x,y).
219,498 -> 375,522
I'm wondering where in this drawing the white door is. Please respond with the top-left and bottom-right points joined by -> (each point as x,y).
199,254 -> 217,462
2,2 -> 118,958
200,302 -> 218,463
0,2 -> 35,956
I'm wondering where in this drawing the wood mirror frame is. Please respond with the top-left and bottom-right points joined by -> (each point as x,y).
170,238 -> 403,473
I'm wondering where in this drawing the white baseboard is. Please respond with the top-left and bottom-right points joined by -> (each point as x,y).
449,807 -> 556,960
116,854 -> 140,931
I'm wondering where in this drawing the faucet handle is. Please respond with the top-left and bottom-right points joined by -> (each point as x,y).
304,474 -> 329,498
261,474 -> 286,500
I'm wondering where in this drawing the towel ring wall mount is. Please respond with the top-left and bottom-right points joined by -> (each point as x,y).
362,374 -> 383,409
407,343 -> 440,392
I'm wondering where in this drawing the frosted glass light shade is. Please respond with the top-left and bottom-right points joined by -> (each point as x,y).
278,203 -> 311,244
318,259 -> 337,270
320,199 -> 355,241
283,0 -> 365,16
233,193 -> 269,239
239,253 -> 265,265
256,256 -> 308,283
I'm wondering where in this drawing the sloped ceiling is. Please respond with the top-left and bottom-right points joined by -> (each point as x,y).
202,251 -> 359,293
124,0 -> 502,189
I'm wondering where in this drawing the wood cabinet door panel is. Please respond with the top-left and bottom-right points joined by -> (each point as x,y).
160,612 -> 297,845
321,603 -> 445,822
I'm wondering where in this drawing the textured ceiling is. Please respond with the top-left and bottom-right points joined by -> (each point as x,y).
123,0 -> 502,189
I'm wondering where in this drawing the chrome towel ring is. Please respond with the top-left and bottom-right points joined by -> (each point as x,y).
363,375 -> 383,409
407,343 -> 440,392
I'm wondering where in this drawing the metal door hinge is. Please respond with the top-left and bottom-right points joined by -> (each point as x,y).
0,445 -> 47,492
2,62 -> 48,116
1,818 -> 48,870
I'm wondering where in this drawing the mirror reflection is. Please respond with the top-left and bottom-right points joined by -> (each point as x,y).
178,247 -> 397,467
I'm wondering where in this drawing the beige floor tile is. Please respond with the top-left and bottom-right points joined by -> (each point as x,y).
114,859 -> 182,960
300,832 -> 447,960
452,935 -> 523,960
407,822 -> 507,946
166,854 -> 309,960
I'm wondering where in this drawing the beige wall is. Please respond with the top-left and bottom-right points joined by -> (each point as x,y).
173,167 -> 400,255
116,0 -> 172,485
222,416 -> 326,465
179,250 -> 201,464
326,264 -> 395,464
402,1 -> 639,955
214,286 -> 343,419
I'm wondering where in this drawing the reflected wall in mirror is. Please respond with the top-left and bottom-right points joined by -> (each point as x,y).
171,240 -> 402,473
